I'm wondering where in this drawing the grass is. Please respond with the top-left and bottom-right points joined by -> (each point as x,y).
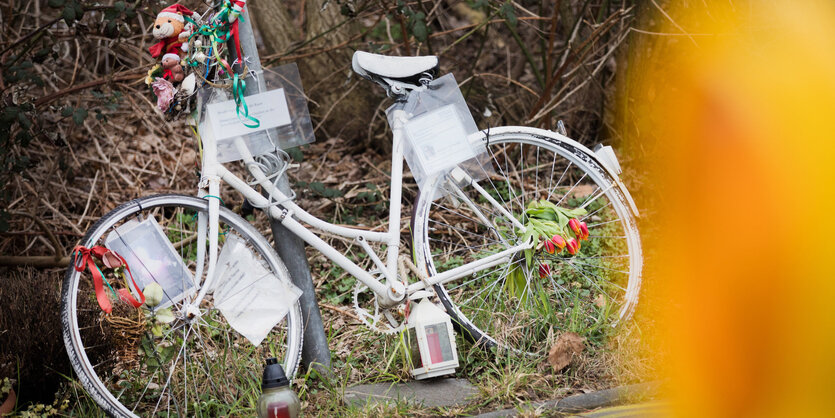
45,161 -> 656,417
45,256 -> 653,415
47,243 -> 651,414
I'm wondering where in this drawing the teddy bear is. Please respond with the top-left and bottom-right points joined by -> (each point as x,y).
148,4 -> 194,59
161,53 -> 184,82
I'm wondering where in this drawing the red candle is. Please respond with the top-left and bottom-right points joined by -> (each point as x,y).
426,326 -> 443,364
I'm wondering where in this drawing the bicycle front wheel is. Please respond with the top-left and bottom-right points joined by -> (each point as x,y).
412,127 -> 642,354
62,194 -> 303,417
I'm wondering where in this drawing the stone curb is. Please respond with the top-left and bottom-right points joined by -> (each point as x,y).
474,381 -> 662,417
344,378 -> 479,409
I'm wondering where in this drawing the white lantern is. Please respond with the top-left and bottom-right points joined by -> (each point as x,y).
403,298 -> 459,380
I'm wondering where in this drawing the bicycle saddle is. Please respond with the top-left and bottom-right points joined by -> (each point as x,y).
352,51 -> 439,86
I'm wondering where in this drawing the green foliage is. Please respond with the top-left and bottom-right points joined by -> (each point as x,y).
499,1 -> 517,27
286,146 -> 304,162
318,265 -> 356,304
3,60 -> 43,85
408,11 -> 428,42
396,0 -> 430,43
355,182 -> 385,212
295,180 -> 344,198
101,0 -> 137,36
0,102 -> 36,232
469,0 -> 490,11
72,108 -> 88,125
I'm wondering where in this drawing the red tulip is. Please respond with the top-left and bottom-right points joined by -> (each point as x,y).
101,251 -> 123,269
543,239 -> 556,254
566,238 -> 579,255
579,221 -> 589,241
568,218 -> 581,236
538,263 -> 551,278
551,235 -> 566,251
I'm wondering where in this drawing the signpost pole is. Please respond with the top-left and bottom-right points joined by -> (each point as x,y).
227,8 -> 333,378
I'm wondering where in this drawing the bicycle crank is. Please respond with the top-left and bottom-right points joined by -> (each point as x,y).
352,283 -> 407,335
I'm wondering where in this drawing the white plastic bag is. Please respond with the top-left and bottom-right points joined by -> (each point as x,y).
211,235 -> 302,346
389,73 -> 492,198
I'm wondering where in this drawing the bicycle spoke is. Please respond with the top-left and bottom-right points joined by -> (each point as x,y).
418,133 -> 640,355
131,364 -> 163,414
569,259 -> 631,276
427,217 -> 504,243
581,201 -> 612,222
64,196 -> 302,415
579,184 -> 615,211
464,258 -> 521,308
547,161 -> 573,202
472,261 -> 518,314
587,218 -> 622,228
555,173 -> 588,207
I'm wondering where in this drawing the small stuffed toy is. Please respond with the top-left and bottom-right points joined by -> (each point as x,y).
227,0 -> 246,23
161,53 -> 185,82
148,4 -> 194,59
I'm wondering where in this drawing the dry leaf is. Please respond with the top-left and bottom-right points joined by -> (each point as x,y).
452,3 -> 487,25
593,294 -> 607,308
547,332 -> 586,371
570,184 -> 596,199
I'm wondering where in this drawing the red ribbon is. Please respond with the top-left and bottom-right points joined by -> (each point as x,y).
230,20 -> 243,66
73,245 -> 146,314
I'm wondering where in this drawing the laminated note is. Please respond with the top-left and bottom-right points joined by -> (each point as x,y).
207,89 -> 292,141
403,104 -> 477,177
105,217 -> 194,310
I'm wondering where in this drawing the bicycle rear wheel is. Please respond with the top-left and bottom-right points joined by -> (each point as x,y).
62,194 -> 303,417
412,127 -> 642,354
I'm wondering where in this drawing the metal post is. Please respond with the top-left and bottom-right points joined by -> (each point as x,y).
227,8 -> 333,377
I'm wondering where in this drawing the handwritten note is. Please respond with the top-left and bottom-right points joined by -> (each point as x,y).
211,236 -> 302,346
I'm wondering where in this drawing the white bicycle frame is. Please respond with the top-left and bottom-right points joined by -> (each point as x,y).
183,104 -> 530,312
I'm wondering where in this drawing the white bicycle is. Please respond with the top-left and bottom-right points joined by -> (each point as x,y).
61,51 -> 642,416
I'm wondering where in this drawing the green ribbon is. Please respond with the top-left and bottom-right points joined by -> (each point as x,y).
185,1 -> 245,43
184,2 -> 259,129
92,261 -> 119,299
233,73 -> 260,128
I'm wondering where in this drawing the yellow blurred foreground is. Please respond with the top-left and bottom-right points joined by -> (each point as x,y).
627,1 -> 835,416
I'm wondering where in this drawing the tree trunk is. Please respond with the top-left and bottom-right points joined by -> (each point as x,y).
251,0 -> 382,149
249,0 -> 299,55
301,1 -> 380,149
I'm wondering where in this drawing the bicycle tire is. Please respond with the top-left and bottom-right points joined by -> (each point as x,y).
61,194 -> 303,417
411,127 -> 642,354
